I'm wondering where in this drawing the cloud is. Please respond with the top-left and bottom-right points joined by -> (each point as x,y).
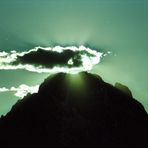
0,46 -> 103,73
0,87 -> 9,92
0,85 -> 39,98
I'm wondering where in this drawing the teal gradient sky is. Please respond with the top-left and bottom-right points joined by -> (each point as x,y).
0,0 -> 148,115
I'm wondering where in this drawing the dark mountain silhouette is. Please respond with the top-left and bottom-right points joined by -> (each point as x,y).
0,72 -> 147,148
115,82 -> 133,97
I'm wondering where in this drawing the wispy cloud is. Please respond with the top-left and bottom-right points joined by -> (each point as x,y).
0,46 -> 103,73
0,84 -> 39,98
0,87 -> 9,92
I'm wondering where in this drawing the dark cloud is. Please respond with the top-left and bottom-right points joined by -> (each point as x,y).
12,47 -> 95,68
0,46 -> 103,73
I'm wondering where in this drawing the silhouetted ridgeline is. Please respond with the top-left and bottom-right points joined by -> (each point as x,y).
0,72 -> 148,148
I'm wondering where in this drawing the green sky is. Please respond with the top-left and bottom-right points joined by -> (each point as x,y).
0,0 -> 148,115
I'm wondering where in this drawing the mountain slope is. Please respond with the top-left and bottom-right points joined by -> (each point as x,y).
0,72 -> 147,148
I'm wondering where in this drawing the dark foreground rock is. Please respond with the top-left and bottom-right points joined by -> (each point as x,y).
0,72 -> 147,148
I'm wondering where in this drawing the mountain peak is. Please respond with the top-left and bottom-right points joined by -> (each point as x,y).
0,72 -> 147,148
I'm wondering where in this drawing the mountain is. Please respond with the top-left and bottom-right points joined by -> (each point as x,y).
0,72 -> 147,148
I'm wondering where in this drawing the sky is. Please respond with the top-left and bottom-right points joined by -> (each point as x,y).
0,0 -> 148,115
